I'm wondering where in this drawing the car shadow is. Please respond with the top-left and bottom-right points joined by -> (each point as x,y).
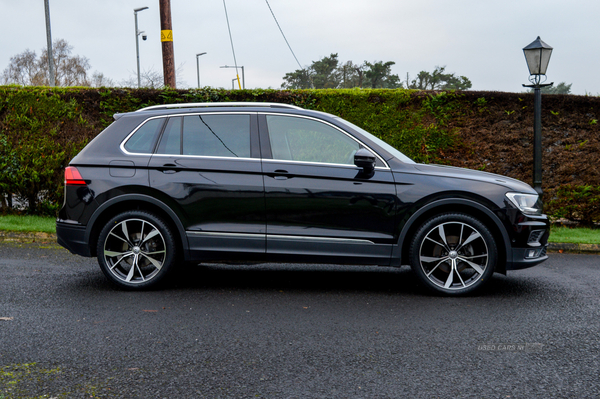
70,261 -> 554,299
168,263 -> 424,295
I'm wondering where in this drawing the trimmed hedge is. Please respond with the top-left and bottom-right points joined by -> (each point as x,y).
0,85 -> 598,225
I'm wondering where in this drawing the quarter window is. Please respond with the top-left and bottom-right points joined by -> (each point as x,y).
123,118 -> 165,154
266,115 -> 359,165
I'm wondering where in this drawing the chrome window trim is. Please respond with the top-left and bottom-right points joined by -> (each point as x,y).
261,158 -> 387,171
149,153 -> 260,162
261,112 -> 390,170
119,111 -> 390,170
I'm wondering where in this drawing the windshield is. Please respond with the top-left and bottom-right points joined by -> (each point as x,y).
334,118 -> 416,164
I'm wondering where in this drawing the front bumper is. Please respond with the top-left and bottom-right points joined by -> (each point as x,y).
505,213 -> 550,271
56,221 -> 91,257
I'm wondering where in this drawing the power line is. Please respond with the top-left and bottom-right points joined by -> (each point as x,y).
264,0 -> 303,70
222,0 -> 241,89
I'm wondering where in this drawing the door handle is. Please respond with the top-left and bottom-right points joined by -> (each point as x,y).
160,163 -> 180,174
272,169 -> 290,180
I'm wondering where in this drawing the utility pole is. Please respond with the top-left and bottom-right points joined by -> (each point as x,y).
159,0 -> 176,88
44,0 -> 55,86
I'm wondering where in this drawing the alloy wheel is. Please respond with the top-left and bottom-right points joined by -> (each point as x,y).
102,218 -> 167,284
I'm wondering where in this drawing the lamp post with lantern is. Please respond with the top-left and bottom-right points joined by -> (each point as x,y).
522,36 -> 553,197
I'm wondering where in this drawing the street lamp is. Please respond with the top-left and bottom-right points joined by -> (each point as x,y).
522,36 -> 553,197
134,6 -> 149,88
220,65 -> 245,89
196,52 -> 207,88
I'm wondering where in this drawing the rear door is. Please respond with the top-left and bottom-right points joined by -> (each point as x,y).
260,113 -> 397,265
148,112 -> 265,260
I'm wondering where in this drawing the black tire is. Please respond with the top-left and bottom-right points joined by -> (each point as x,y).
96,210 -> 177,290
408,213 -> 497,296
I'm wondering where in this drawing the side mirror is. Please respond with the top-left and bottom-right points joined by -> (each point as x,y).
354,148 -> 376,172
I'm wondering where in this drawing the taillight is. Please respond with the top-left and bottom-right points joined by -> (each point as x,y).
65,166 -> 86,186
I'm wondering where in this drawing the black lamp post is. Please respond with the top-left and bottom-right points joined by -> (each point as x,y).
522,36 -> 553,197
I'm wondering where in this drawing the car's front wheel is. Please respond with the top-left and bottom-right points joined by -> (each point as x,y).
96,210 -> 177,289
409,213 -> 497,295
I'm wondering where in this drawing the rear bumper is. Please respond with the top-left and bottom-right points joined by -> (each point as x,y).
56,221 -> 91,257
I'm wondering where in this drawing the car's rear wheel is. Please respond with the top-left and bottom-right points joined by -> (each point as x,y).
96,210 -> 177,289
409,213 -> 497,295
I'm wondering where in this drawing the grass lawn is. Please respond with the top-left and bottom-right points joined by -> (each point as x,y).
549,225 -> 600,245
1,215 -> 599,245
0,215 -> 56,234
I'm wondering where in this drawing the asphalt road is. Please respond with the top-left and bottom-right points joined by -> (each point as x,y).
1,241 -> 599,398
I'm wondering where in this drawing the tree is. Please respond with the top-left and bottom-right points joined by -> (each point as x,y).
281,54 -> 401,89
338,61 -> 365,89
407,66 -> 472,90
310,53 -> 341,89
91,72 -> 115,88
363,61 -> 401,88
2,39 -> 96,87
1,39 -> 115,88
534,82 -> 572,95
281,68 -> 313,89
1,49 -> 43,86
120,64 -> 187,89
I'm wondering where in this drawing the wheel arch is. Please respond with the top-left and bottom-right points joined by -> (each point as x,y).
84,194 -> 189,260
393,198 -> 510,274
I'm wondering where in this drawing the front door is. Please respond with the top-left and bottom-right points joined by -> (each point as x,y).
260,114 -> 397,265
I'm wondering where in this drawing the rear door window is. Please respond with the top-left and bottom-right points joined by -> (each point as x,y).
155,114 -> 251,158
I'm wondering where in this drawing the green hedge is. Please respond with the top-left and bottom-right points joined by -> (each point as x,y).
546,185 -> 600,227
0,86 -> 460,216
0,85 -> 598,226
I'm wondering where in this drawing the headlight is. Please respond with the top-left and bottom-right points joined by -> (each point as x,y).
505,193 -> 541,215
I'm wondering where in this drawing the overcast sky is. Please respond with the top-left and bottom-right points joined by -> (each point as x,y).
1,0 -> 598,94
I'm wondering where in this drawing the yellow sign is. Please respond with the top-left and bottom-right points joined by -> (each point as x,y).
161,30 -> 173,42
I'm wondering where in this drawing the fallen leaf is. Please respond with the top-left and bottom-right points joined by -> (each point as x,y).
142,310 -> 158,313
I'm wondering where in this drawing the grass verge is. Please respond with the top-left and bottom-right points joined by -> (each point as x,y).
0,215 -> 56,234
549,225 -> 600,245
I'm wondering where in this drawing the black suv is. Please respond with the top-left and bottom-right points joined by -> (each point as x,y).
57,102 -> 549,295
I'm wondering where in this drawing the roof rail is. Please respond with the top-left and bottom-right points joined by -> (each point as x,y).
136,102 -> 303,112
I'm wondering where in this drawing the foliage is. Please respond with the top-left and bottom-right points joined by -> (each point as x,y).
281,54 -> 401,89
311,89 -> 460,163
532,82 -> 572,95
546,185 -> 600,226
2,86 -> 598,227
0,86 -> 89,214
0,86 -> 462,215
2,39 -> 96,87
407,66 -> 472,90
364,61 -> 401,88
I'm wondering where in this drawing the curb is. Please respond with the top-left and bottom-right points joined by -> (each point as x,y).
1,231 -> 599,254
0,231 -> 58,245
547,242 -> 600,254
